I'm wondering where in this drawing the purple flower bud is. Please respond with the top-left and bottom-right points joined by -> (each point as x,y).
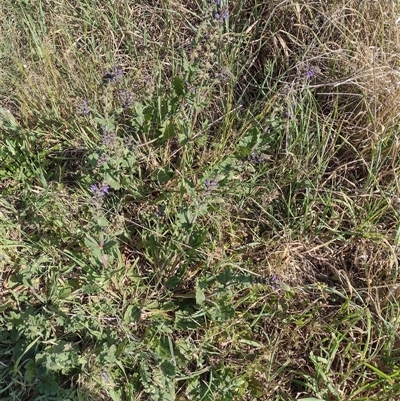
91,183 -> 110,198
142,74 -> 153,83
284,110 -> 293,120
185,81 -> 196,94
306,69 -> 315,79
205,179 -> 219,191
249,152 -> 265,164
102,370 -> 110,382
269,275 -> 280,290
117,89 -> 134,108
77,100 -> 90,116
101,184 -> 110,195
304,65 -> 321,79
103,66 -> 124,84
215,7 -> 229,21
97,153 -> 110,167
101,127 -> 116,146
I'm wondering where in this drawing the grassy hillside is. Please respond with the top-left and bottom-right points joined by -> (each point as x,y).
1,1 -> 400,400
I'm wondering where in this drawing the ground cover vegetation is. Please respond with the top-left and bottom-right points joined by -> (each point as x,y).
1,0 -> 400,400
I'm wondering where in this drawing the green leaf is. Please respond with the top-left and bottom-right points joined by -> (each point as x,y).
161,360 -> 176,376
133,102 -> 145,126
103,239 -> 118,252
189,228 -> 206,248
104,172 -> 121,190
108,388 -> 122,401
0,300 -> 13,312
37,374 -> 59,395
297,398 -> 325,401
57,284 -> 72,299
151,167 -> 174,183
96,217 -> 109,228
207,299 -> 235,322
84,235 -> 101,254
195,281 -> 205,305
158,120 -> 175,141
239,339 -> 262,348
174,310 -> 201,330
164,275 -> 181,289
237,126 -> 261,150
217,268 -> 232,286
124,305 -> 141,324
24,360 -> 36,383
172,76 -> 185,96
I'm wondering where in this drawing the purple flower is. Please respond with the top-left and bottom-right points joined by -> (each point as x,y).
77,100 -> 90,115
153,205 -> 166,219
217,67 -> 230,81
97,153 -> 110,167
215,7 -> 229,21
205,179 -> 219,191
249,152 -> 265,164
306,69 -> 315,79
102,370 -> 110,383
284,110 -> 294,120
142,74 -> 153,83
101,127 -> 116,146
103,66 -> 124,84
304,66 -> 320,79
124,136 -> 135,149
91,183 -> 110,197
117,89 -> 134,108
185,81 -> 196,94
269,275 -> 280,290
90,183 -> 110,210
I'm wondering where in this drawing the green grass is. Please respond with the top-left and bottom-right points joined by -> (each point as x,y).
1,0 -> 400,400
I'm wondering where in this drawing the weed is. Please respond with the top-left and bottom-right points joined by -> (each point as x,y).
1,0 -> 400,400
